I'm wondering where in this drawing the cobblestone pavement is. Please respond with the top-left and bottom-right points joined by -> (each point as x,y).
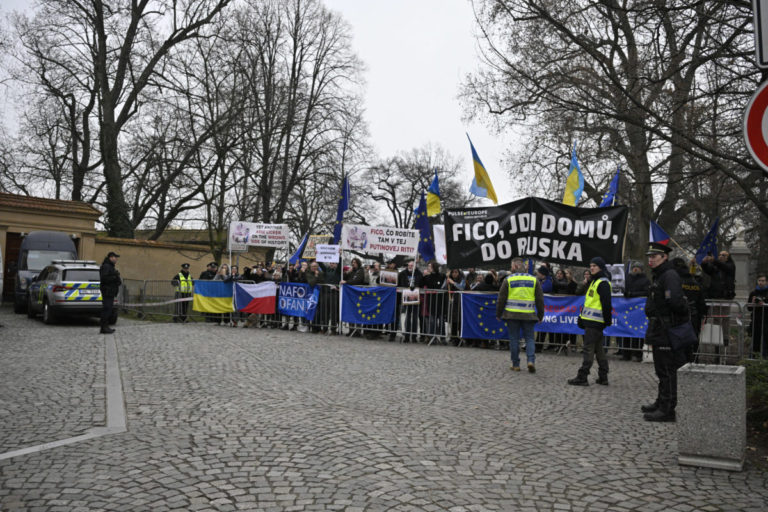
1,307 -> 766,511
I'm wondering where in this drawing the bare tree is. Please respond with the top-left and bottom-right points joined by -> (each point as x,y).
463,0 -> 765,261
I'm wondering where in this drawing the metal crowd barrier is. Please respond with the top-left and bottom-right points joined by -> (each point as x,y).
117,281 -> 763,363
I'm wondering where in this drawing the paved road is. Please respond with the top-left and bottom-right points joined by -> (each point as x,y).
1,307 -> 766,511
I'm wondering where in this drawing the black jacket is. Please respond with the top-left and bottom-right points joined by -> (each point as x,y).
701,258 -> 735,299
624,272 -> 651,298
645,260 -> 689,345
199,270 -> 217,280
99,257 -> 122,299
676,268 -> 707,325
397,267 -> 423,289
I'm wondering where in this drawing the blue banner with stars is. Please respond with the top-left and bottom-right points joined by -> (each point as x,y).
461,294 -> 648,339
340,285 -> 396,325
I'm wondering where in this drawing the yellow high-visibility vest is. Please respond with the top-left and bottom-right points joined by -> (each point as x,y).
504,274 -> 537,314
176,273 -> 193,293
580,277 -> 610,323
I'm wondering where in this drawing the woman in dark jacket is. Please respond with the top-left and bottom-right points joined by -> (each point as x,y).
421,260 -> 447,339
446,268 -> 466,344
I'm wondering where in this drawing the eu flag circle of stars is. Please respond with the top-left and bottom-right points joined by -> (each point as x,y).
356,290 -> 382,321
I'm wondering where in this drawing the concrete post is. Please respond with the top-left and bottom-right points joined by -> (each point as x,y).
677,363 -> 746,471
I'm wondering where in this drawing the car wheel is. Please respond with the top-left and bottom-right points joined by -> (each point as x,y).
43,300 -> 57,325
27,297 -> 36,318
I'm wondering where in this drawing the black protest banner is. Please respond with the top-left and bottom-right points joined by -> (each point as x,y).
445,197 -> 628,267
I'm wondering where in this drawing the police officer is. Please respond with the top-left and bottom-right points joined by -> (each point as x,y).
568,256 -> 612,386
642,242 -> 690,422
99,251 -> 121,334
672,257 -> 707,362
496,257 -> 545,373
172,263 -> 194,323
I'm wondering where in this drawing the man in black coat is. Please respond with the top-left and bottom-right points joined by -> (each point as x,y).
398,259 -> 423,342
672,258 -> 707,362
642,243 -> 690,422
99,251 -> 122,334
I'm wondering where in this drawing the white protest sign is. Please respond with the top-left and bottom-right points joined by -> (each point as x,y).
433,224 -> 447,264
315,244 -> 340,263
341,224 -> 419,256
229,221 -> 290,249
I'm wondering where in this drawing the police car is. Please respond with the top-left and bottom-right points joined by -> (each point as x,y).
26,260 -> 117,325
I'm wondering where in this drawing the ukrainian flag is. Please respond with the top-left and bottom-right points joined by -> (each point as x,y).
426,169 -> 441,216
562,142 -> 584,206
467,134 -> 498,204
192,281 -> 234,313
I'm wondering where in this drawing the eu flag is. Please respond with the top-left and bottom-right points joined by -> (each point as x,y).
460,293 -> 509,340
332,177 -> 350,244
414,192 -> 436,262
289,231 -> 309,265
340,285 -> 396,325
599,165 -> 620,207
695,217 -> 719,264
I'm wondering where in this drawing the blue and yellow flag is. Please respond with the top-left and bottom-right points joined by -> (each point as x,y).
562,142 -> 584,206
599,165 -> 620,207
414,192 -> 436,262
332,176 -> 350,244
192,281 -> 234,313
467,134 -> 498,204
426,169 -> 441,216
340,285 -> 396,325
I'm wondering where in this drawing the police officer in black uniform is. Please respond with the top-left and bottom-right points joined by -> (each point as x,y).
99,251 -> 122,334
672,257 -> 707,362
642,242 -> 689,422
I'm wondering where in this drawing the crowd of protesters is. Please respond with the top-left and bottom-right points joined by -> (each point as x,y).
169,251 -> 765,359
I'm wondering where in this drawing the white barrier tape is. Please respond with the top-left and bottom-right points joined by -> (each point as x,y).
121,297 -> 193,308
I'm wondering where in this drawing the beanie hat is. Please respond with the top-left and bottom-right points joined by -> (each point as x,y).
590,256 -> 607,271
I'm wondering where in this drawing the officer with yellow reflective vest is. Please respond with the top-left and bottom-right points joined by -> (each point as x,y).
568,256 -> 613,386
171,263 -> 194,323
496,258 -> 545,373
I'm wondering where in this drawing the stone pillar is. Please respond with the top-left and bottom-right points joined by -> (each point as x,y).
677,363 -> 745,471
729,228 -> 751,301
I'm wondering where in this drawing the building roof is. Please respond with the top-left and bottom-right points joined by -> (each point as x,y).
0,192 -> 102,217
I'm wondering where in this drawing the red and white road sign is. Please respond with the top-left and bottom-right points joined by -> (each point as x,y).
743,80 -> 768,174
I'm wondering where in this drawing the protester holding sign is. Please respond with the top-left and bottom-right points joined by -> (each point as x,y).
398,260 -> 423,343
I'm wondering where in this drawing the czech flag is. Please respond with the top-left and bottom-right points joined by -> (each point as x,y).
234,281 -> 277,314
649,220 -> 670,245
192,281 -> 234,313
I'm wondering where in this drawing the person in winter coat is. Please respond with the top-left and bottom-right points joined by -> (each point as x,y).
641,243 -> 690,422
398,259 -> 423,343
672,257 -> 707,362
568,257 -> 612,386
748,274 -> 768,358
619,262 -> 651,361
171,262 -> 193,323
342,258 -> 367,337
421,260 -> 447,338
99,252 -> 122,334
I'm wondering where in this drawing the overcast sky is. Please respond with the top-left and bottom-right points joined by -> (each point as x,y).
1,0 -> 519,202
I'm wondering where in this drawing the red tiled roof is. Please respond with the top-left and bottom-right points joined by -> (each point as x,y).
0,192 -> 102,217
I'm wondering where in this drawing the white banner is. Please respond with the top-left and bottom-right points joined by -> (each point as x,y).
341,224 -> 419,256
433,224 -> 447,264
229,221 -> 289,249
315,244 -> 340,263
